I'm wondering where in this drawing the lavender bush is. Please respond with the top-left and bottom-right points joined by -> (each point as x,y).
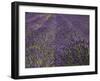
25,12 -> 89,68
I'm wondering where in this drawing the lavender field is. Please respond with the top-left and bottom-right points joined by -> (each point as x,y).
25,12 -> 89,68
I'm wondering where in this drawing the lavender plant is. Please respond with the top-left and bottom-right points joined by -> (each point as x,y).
25,12 -> 89,68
